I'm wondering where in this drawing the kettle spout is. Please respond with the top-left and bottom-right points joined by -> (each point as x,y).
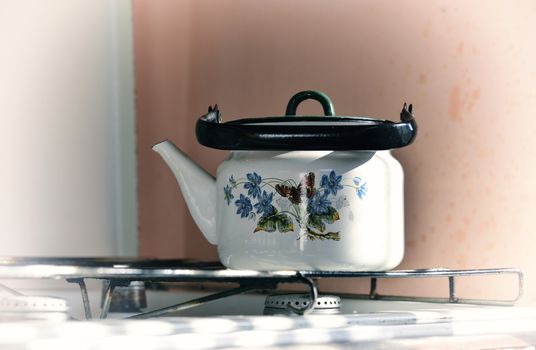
152,140 -> 218,245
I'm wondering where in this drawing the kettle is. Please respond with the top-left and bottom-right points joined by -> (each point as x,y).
153,90 -> 417,271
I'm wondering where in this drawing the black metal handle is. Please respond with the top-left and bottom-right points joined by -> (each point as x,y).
285,90 -> 336,116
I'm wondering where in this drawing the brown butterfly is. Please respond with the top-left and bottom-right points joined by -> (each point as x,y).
275,183 -> 302,204
275,172 -> 316,204
302,172 -> 316,199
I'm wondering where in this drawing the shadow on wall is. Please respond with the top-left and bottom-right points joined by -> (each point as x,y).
134,0 -> 536,303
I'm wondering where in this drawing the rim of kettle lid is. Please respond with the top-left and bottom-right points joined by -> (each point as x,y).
195,90 -> 418,151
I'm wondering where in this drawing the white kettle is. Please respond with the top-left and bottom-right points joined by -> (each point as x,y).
153,90 -> 417,271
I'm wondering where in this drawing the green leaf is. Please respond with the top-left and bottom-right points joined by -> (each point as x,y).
255,215 -> 277,233
275,213 -> 294,232
254,212 -> 294,233
305,227 -> 340,241
307,214 -> 326,232
322,206 -> 340,224
307,207 -> 339,233
324,232 -> 341,241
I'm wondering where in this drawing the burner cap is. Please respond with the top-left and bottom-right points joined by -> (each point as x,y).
263,293 -> 341,315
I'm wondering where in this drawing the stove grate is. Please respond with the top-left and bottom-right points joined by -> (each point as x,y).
0,258 -> 523,319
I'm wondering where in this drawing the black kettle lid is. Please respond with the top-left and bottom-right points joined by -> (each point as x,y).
196,90 -> 418,151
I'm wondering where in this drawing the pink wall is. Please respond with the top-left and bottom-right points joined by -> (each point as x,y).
134,0 -> 536,303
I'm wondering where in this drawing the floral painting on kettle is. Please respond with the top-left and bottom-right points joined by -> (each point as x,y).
223,170 -> 367,241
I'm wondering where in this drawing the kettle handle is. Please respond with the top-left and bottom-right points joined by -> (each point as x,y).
285,90 -> 336,116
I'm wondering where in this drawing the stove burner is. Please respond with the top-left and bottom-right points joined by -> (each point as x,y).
264,293 -> 341,315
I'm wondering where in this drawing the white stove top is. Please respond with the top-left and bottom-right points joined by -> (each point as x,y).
1,284 -> 535,350
0,258 -> 533,349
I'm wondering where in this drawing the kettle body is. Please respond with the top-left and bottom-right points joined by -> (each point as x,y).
215,150 -> 404,271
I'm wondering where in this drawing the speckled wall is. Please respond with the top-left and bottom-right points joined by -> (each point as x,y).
134,0 -> 536,303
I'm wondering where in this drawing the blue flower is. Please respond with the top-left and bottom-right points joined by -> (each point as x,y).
235,194 -> 253,218
308,191 -> 331,215
229,175 -> 236,187
223,185 -> 234,205
320,170 -> 343,196
353,177 -> 368,199
254,190 -> 274,217
243,172 -> 262,198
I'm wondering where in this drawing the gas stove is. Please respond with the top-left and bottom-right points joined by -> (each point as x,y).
0,258 -> 534,349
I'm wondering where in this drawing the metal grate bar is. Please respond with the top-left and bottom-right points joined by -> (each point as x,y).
127,285 -> 258,319
66,278 -> 92,319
